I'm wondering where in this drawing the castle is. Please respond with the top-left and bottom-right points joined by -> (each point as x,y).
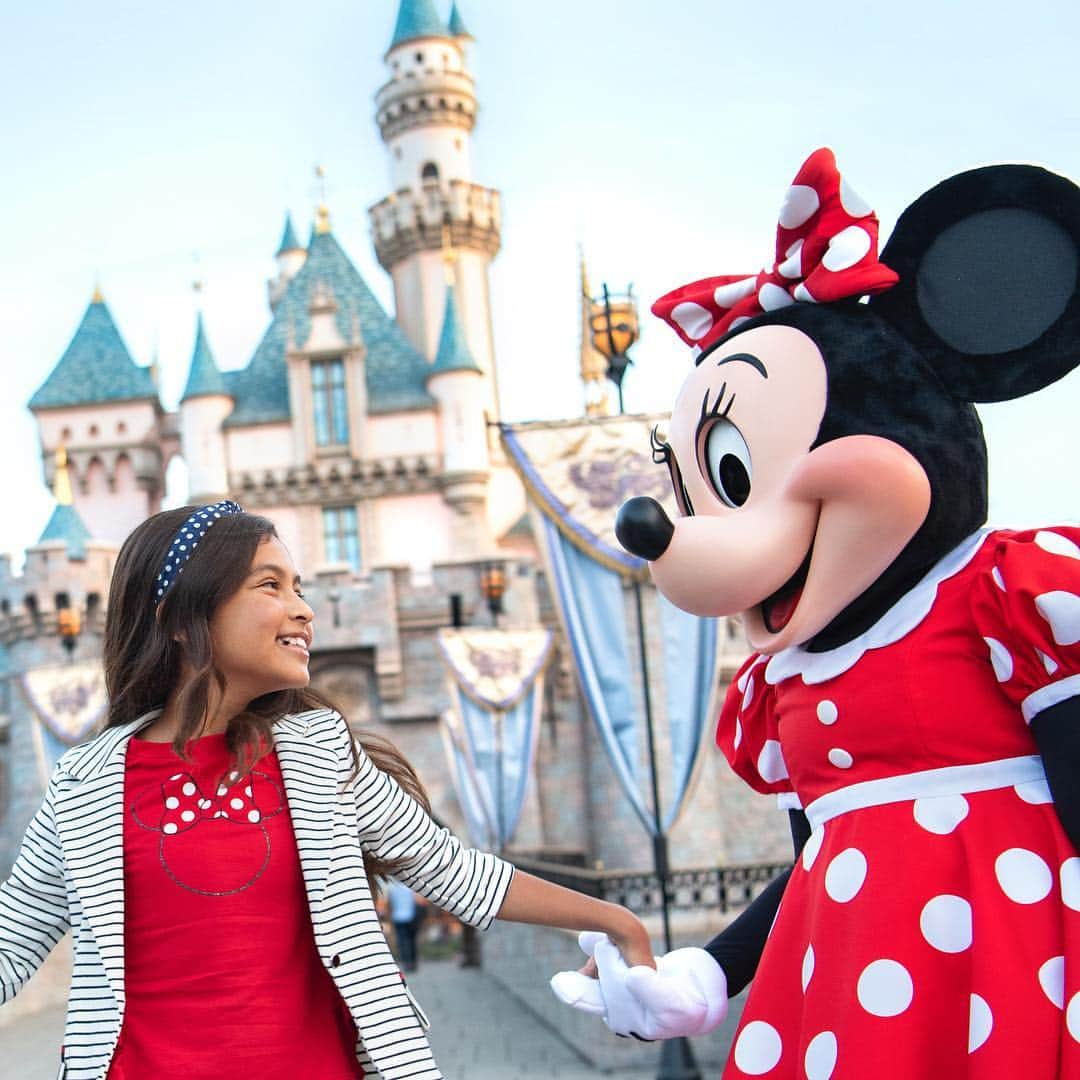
0,0 -> 786,916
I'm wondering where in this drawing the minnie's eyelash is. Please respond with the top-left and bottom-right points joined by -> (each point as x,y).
699,381 -> 735,425
650,424 -> 671,464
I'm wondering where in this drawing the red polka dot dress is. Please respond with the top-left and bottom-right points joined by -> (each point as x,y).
717,528 -> 1080,1079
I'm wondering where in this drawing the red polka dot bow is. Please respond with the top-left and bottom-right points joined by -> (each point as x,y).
157,771 -> 264,834
652,148 -> 900,354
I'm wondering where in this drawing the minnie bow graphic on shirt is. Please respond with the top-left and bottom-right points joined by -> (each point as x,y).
651,147 -> 900,355
131,769 -> 285,896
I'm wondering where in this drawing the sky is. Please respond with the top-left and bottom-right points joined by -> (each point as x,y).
1,0 -> 1078,564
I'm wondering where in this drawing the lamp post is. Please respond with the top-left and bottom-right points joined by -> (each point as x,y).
590,286 -> 702,1080
589,282 -> 640,414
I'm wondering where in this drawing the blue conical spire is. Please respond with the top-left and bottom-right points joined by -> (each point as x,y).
388,0 -> 448,50
448,1 -> 472,38
430,281 -> 482,377
181,313 -> 230,402
29,291 -> 157,410
276,213 -> 302,256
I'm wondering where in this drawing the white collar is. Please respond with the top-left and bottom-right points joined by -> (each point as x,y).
764,529 -> 990,687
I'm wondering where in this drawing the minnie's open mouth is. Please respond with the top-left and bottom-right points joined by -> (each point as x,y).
760,547 -> 814,635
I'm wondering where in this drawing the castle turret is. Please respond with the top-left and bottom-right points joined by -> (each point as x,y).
29,288 -> 166,543
179,312 -> 233,501
268,214 -> 307,311
427,273 -> 489,554
369,1 -> 500,425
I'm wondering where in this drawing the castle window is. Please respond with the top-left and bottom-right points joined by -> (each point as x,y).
311,358 -> 349,447
117,421 -> 127,435
415,51 -> 424,63
323,506 -> 360,571
89,424 -> 99,437
421,162 -> 439,183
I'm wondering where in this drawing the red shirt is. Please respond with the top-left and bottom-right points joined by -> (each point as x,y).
108,732 -> 364,1080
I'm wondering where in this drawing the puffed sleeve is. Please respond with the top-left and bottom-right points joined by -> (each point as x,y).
716,652 -> 794,796
970,527 -> 1080,724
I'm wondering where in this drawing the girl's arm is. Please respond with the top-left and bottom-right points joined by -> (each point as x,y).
496,869 -> 654,969
0,777 -> 71,1003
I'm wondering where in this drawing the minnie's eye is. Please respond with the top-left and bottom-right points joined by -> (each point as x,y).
702,418 -> 752,508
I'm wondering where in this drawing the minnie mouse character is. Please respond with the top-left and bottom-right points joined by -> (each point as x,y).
552,149 -> 1080,1077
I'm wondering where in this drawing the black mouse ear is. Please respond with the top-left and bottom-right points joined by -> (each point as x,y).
869,164 -> 1080,402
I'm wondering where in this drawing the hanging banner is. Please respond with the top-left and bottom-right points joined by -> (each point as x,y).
436,627 -> 553,849
501,416 -> 720,835
19,661 -> 108,746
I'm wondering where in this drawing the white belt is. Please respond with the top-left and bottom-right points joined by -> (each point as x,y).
803,755 -> 1046,831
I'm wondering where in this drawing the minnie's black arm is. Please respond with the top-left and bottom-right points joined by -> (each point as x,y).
1031,697 -> 1080,851
703,809 -> 811,996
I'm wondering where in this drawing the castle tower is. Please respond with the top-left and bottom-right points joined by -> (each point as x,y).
268,213 -> 308,312
368,0 -> 501,425
579,252 -> 614,417
427,269 -> 489,554
28,288 -> 167,544
179,311 -> 234,501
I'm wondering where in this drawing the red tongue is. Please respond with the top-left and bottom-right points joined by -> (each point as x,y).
766,586 -> 804,633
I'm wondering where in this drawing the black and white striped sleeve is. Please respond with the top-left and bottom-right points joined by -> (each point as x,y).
348,737 -> 514,930
0,775 -> 70,1003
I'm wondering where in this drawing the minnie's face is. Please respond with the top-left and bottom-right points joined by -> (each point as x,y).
209,537 -> 314,705
652,323 -> 931,653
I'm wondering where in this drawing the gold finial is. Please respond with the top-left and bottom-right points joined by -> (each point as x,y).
313,164 -> 331,234
54,447 -> 74,506
91,282 -> 104,304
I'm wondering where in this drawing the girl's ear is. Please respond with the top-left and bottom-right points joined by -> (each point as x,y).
869,164 -> 1080,402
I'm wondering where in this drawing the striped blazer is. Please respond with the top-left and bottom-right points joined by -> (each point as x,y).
0,707 -> 515,1080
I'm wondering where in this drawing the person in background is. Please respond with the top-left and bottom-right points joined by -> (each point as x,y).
388,879 -> 420,972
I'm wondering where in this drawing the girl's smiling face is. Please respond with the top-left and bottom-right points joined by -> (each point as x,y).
208,536 -> 314,708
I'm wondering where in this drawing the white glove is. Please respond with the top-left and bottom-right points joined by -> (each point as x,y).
550,931 -> 728,1040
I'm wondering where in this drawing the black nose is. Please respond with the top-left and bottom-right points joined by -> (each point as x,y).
615,497 -> 675,561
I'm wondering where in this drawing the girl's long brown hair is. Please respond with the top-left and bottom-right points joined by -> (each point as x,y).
104,505 -> 429,892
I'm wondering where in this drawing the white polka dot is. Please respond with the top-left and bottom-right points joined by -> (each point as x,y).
778,184 -> 820,229
857,960 -> 913,1017
969,994 -> 993,1052
217,786 -> 228,796
230,798 -> 244,810
1039,956 -> 1065,1009
827,748 -> 853,769
214,810 -> 227,819
1035,591 -> 1080,646
165,796 -> 180,810
792,282 -> 817,303
733,1020 -> 783,1074
804,1031 -> 837,1080
785,238 -> 804,259
1061,858 -> 1080,911
714,277 -> 757,309
248,810 -> 261,823
734,717 -> 743,750
670,301 -> 714,341
170,773 -> 182,781
1035,530 -> 1080,560
758,283 -> 795,311
163,822 -> 178,835
182,782 -> 196,796
992,567 -> 1006,591
913,795 -> 969,835
729,316 -> 752,330
839,178 -> 872,218
825,848 -> 867,903
777,249 -> 802,280
802,826 -> 825,872
1015,778 -> 1053,805
199,798 -> 213,809
757,740 -> 789,783
983,637 -> 1013,682
816,700 -> 838,725
244,786 -> 253,798
229,771 -> 239,781
1037,649 -> 1060,675
920,895 -> 972,953
995,848 -> 1052,904
801,944 -> 815,992
822,226 -> 872,272
181,810 -> 196,823
743,676 -> 755,710
1068,994 -> 1080,1044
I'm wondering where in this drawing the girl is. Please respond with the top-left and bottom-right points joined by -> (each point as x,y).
0,502 -> 652,1080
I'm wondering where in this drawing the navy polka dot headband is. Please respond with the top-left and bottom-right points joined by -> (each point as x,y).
154,500 -> 244,602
